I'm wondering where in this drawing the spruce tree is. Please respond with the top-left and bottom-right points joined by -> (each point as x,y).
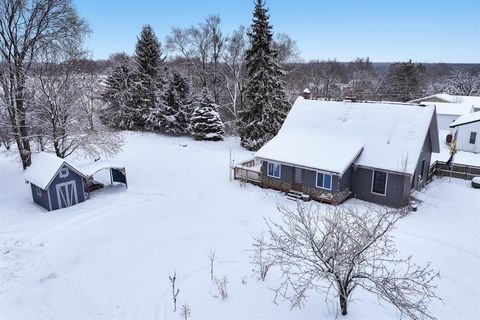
238,0 -> 290,151
102,53 -> 136,130
160,71 -> 192,135
191,89 -> 224,141
132,24 -> 165,128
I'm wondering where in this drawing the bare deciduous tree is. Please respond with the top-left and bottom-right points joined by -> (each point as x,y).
169,270 -> 180,312
214,275 -> 228,300
180,303 -> 191,320
255,202 -> 441,319
31,47 -> 123,159
208,248 -> 216,281
0,0 -> 89,168
251,231 -> 272,281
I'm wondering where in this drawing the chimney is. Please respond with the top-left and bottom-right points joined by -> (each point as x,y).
302,88 -> 311,99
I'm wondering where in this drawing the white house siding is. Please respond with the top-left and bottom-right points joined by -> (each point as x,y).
437,114 -> 459,130
456,122 -> 480,153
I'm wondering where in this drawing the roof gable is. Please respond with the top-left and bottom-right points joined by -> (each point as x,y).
24,152 -> 86,189
255,97 -> 437,175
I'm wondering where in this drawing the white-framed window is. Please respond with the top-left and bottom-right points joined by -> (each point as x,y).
371,170 -> 388,195
267,162 -> 281,178
470,132 -> 477,144
316,171 -> 332,190
36,186 -> 42,197
59,167 -> 70,178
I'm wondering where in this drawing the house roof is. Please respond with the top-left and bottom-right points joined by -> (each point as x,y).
255,97 -> 438,175
410,93 -> 480,107
421,102 -> 473,116
24,152 -> 86,190
450,111 -> 480,128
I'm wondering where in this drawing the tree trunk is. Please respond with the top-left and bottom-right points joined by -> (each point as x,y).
339,294 -> 348,316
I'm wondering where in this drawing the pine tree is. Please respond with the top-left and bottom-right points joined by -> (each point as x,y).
159,71 -> 192,135
191,89 -> 224,141
132,24 -> 165,128
102,53 -> 136,130
238,0 -> 290,151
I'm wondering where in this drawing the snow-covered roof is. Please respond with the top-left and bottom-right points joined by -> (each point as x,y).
76,161 -> 125,177
24,152 -> 86,190
421,102 -> 473,116
450,111 -> 480,128
410,93 -> 480,107
255,97 -> 438,175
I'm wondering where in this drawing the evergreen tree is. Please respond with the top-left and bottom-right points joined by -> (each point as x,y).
238,0 -> 290,151
102,53 -> 137,130
158,71 -> 192,135
191,89 -> 224,141
132,24 -> 165,128
381,61 -> 426,102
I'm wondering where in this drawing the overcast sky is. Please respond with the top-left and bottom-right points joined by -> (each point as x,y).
75,0 -> 480,63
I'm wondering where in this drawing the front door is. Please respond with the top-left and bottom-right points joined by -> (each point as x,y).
56,181 -> 78,209
292,167 -> 302,192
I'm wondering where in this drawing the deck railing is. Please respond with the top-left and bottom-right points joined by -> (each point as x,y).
233,159 -> 263,186
428,160 -> 480,182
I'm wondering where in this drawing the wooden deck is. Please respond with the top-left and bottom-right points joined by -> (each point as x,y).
233,159 -> 263,186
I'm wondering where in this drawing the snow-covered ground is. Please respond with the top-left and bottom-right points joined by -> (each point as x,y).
1,133 -> 479,319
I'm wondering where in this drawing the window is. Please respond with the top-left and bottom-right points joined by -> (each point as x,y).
469,132 -> 477,144
59,167 -> 70,178
267,162 -> 281,178
36,186 -> 42,197
372,170 -> 388,195
316,172 -> 332,190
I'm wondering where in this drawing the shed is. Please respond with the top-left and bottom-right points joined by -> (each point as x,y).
24,153 -> 128,211
24,153 -> 88,211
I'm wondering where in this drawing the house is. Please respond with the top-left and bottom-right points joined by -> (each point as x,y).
236,97 -> 439,208
410,93 -> 480,152
409,93 -> 480,112
450,111 -> 480,153
24,152 -> 127,211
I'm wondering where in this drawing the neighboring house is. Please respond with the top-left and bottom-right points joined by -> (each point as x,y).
450,111 -> 480,153
410,93 -> 480,152
410,93 -> 480,112
24,152 -> 127,211
236,97 -> 439,208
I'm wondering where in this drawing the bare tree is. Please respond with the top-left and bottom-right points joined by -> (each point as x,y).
214,275 -> 228,300
251,231 -> 272,281
255,202 -> 441,319
31,47 -> 122,159
169,270 -> 180,312
180,303 -> 191,320
208,248 -> 216,281
433,71 -> 480,96
0,0 -> 89,168
273,33 -> 300,63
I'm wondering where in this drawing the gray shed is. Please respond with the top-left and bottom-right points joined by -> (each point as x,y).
24,153 -> 127,211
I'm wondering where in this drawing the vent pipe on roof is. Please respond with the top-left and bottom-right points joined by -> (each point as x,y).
302,88 -> 311,100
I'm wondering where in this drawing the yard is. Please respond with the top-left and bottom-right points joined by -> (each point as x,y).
0,132 -> 479,319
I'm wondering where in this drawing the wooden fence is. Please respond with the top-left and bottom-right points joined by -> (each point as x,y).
233,159 -> 263,186
429,161 -> 480,181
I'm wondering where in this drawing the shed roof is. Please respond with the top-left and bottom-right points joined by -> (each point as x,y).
24,152 -> 86,190
77,161 -> 125,177
410,93 -> 480,107
255,97 -> 438,175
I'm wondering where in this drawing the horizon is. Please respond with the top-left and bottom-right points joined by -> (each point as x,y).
75,0 -> 480,64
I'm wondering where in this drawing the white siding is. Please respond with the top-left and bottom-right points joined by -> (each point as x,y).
456,122 -> 480,153
437,114 -> 459,131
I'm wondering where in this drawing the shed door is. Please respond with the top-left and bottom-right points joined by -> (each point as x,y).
56,181 -> 78,209
292,167 -> 302,192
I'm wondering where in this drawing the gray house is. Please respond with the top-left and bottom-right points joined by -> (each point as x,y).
239,97 -> 439,207
24,152 -> 128,211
